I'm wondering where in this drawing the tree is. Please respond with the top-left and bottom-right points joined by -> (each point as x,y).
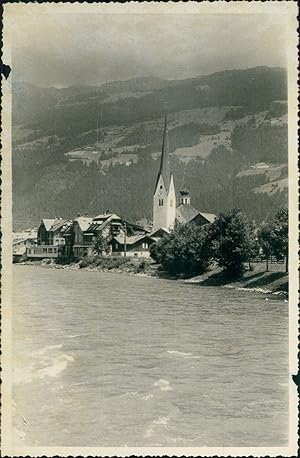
208,209 -> 256,277
150,223 -> 211,277
257,209 -> 288,273
270,209 -> 288,272
93,233 -> 110,256
257,223 -> 273,272
149,237 -> 167,264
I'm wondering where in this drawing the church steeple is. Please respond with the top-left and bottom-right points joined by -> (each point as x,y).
156,115 -> 171,192
153,116 -> 176,230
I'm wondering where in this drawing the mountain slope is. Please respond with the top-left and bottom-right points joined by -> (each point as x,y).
12,67 -> 288,230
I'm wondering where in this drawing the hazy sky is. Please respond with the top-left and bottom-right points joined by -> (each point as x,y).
6,3 -> 291,88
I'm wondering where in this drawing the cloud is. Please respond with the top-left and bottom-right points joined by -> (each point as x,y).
8,7 -> 289,87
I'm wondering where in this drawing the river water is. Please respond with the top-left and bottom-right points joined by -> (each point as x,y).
12,265 -> 289,447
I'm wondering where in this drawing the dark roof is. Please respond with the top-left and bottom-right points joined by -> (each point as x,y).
198,212 -> 217,224
155,115 -> 172,192
124,220 -> 150,233
149,227 -> 171,238
176,204 -> 217,225
93,213 -> 121,221
74,217 -> 93,232
42,219 -> 56,231
112,234 -> 154,246
42,218 -> 71,233
50,219 -> 70,232
176,204 -> 199,224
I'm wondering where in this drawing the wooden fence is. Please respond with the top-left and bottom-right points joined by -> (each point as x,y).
250,255 -> 284,264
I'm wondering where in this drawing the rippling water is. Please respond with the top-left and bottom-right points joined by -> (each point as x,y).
12,265 -> 289,447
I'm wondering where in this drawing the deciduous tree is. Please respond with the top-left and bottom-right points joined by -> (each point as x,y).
208,209 -> 256,277
270,209 -> 288,272
150,223 -> 211,277
257,223 -> 273,272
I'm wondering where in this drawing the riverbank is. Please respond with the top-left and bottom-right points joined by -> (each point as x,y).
183,263 -> 288,297
16,256 -> 288,297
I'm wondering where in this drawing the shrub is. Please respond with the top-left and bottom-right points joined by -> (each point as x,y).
134,260 -> 147,273
150,223 -> 211,277
78,256 -> 94,268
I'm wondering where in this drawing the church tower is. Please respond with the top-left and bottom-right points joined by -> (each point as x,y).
153,116 -> 176,230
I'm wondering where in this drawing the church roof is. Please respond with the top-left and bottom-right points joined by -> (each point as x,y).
155,115 -> 172,192
176,204 -> 217,225
176,204 -> 199,224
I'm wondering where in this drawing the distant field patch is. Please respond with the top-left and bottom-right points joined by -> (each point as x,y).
174,131 -> 231,163
101,153 -> 138,168
253,177 -> 288,194
237,164 -> 286,181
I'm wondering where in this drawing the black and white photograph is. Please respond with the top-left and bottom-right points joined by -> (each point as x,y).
2,2 -> 298,456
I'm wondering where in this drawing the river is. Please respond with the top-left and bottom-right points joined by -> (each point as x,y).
12,265 -> 289,447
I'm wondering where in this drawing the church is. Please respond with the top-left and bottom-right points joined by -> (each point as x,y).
152,116 -> 216,232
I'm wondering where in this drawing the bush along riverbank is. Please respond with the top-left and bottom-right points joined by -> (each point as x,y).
17,256 -> 288,297
18,256 -> 157,277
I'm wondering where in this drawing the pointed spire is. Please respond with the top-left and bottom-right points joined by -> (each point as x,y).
155,115 -> 172,192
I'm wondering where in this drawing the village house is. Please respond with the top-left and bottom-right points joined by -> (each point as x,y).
72,212 -> 148,258
13,236 -> 37,262
72,215 -> 95,258
13,227 -> 38,242
37,218 -> 72,246
110,233 -> 158,258
13,227 -> 37,261
27,218 -> 72,259
23,212 -> 149,260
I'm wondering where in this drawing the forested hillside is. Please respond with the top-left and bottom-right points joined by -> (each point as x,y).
12,66 -> 288,229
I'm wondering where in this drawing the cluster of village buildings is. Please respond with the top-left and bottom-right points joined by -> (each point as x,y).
13,117 -> 216,262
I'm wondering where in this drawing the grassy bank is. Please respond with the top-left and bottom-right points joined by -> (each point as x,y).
183,262 -> 288,295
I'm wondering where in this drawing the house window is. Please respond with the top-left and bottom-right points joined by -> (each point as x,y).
43,248 -> 47,253
48,248 -> 53,253
142,242 -> 148,249
159,199 -> 163,206
160,185 -> 163,189
54,248 -> 57,253
111,224 -> 121,235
